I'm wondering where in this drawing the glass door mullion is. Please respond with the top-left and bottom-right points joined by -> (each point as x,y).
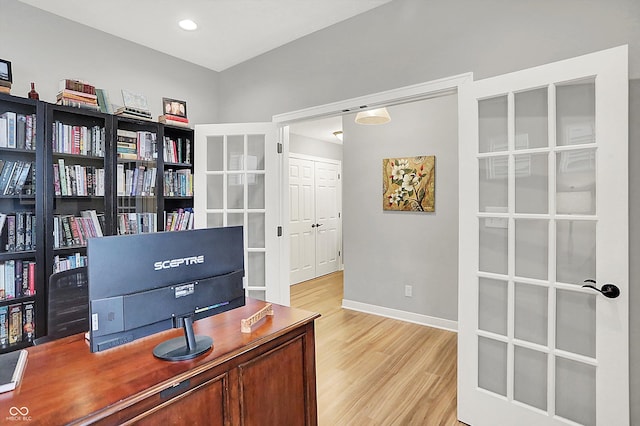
547,82 -> 558,417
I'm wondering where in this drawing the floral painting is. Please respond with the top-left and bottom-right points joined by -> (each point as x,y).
383,156 -> 435,212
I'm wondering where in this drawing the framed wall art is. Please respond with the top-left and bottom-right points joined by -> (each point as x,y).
383,155 -> 435,212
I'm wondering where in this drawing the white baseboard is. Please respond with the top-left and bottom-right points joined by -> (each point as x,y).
341,299 -> 458,332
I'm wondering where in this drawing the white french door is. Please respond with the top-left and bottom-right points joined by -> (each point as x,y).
194,123 -> 287,305
289,155 -> 341,285
458,46 -> 629,425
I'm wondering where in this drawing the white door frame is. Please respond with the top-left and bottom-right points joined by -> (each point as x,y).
273,72 -> 474,301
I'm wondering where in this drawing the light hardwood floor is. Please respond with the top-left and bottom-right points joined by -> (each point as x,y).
291,271 -> 463,426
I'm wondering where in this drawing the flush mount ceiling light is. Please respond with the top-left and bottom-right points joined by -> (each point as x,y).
178,19 -> 198,31
355,107 -> 391,125
333,130 -> 343,141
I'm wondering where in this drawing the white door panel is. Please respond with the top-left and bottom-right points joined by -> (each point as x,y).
458,46 -> 629,426
289,157 -> 315,283
194,123 -> 286,305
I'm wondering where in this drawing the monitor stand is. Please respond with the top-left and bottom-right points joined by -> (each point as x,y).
153,316 -> 213,361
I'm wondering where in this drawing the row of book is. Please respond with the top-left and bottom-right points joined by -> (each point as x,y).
0,160 -> 34,196
0,301 -> 35,347
53,210 -> 104,249
0,260 -> 36,300
116,129 -> 157,161
1,212 -> 36,253
164,169 -> 193,197
163,136 -> 192,164
0,112 -> 37,150
53,159 -> 105,197
117,164 -> 157,197
165,208 -> 194,232
53,253 -> 86,273
52,121 -> 105,157
117,212 -> 158,235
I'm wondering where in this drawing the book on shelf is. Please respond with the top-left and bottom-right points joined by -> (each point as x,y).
158,114 -> 190,127
52,121 -> 105,157
0,305 -> 7,347
96,88 -> 113,114
52,210 -> 104,249
59,79 -> 96,95
0,349 -> 27,393
22,301 -> 35,342
7,303 -> 21,345
164,208 -> 194,231
0,111 -> 16,148
53,252 -> 87,273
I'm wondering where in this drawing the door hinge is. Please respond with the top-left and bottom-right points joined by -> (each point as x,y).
277,142 -> 283,154
338,212 -> 341,218
338,173 -> 341,179
277,226 -> 283,237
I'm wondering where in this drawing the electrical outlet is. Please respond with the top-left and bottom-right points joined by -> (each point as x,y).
404,285 -> 413,297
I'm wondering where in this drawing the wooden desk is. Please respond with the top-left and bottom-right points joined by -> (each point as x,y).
0,299 -> 319,425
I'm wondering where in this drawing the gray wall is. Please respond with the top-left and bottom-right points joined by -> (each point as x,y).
289,133 -> 343,162
0,0 -> 219,124
342,95 -> 458,321
218,0 -> 640,122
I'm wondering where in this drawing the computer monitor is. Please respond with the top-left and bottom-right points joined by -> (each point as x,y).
87,226 -> 245,361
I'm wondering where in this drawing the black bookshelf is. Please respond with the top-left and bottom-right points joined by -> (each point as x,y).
0,93 -> 196,349
0,93 -> 45,353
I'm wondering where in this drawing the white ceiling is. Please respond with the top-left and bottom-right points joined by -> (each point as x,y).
289,116 -> 344,144
19,0 -> 392,72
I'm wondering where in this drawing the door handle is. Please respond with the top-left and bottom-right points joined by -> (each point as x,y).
311,223 -> 323,228
582,279 -> 621,299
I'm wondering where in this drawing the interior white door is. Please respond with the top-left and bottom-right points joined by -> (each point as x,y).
314,161 -> 340,277
289,157 -> 316,284
458,46 -> 629,426
194,123 -> 286,305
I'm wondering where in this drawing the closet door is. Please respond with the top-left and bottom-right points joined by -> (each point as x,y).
289,157 -> 316,284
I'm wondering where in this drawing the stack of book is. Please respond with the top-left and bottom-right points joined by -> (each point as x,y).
0,160 -> 34,196
57,79 -> 99,111
158,114 -> 190,127
0,111 -> 37,150
0,302 -> 35,347
0,212 -> 36,253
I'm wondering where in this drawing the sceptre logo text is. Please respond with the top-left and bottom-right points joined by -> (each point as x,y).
154,255 -> 204,271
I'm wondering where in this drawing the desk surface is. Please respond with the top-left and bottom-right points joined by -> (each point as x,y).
0,299 -> 319,425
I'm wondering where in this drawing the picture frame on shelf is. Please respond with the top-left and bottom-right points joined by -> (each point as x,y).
162,98 -> 187,119
0,59 -> 12,83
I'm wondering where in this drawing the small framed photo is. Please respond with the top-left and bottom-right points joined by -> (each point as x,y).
0,59 -> 12,83
162,98 -> 187,118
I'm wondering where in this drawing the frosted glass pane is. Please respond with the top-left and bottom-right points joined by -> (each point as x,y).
248,213 -> 265,248
479,221 -> 508,275
478,337 -> 507,396
206,213 -> 223,228
247,134 -> 265,171
206,175 -> 223,209
227,213 -> 244,227
514,283 -> 548,345
514,346 -> 547,410
227,175 -> 244,209
515,88 -> 548,149
515,153 -> 548,214
556,149 -> 595,215
556,358 -> 596,426
206,136 -> 223,171
478,278 -> 507,336
479,96 -> 508,153
479,157 -> 508,212
248,290 -> 266,301
247,174 -> 265,209
515,219 -> 548,280
556,220 -> 596,285
556,289 -> 596,357
248,252 -> 265,286
227,135 -> 244,171
556,81 -> 595,147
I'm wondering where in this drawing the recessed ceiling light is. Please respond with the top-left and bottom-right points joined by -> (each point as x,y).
179,19 -> 198,31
